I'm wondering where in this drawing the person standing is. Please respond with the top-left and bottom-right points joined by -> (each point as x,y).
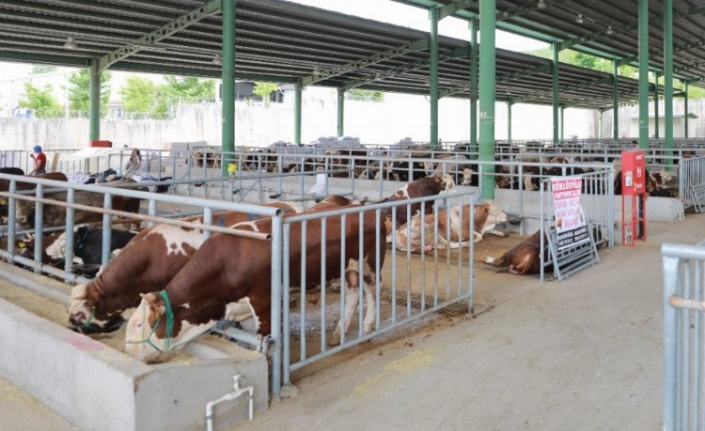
28,145 -> 46,175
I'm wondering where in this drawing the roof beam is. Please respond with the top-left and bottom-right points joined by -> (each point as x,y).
342,44 -> 468,91
438,0 -> 475,21
561,5 -> 705,52
97,0 -> 222,72
498,62 -> 553,83
512,76 -> 614,105
439,62 -> 553,98
619,38 -> 705,66
302,38 -> 430,87
495,0 -> 568,23
0,51 -> 91,68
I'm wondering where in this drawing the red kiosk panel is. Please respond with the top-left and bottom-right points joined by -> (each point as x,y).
621,150 -> 646,246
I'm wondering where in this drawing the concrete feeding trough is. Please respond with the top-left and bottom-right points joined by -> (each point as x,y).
0,262 -> 269,431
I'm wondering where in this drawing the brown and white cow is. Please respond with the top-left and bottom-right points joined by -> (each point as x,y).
124,207 -> 386,362
393,201 -> 511,251
0,172 -> 68,220
46,226 -> 139,266
66,197 -> 352,334
13,180 -> 142,229
378,173 -> 455,233
482,229 -> 548,275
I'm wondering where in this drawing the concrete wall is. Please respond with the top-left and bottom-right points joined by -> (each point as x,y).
2,94 -> 598,151
600,98 -> 705,139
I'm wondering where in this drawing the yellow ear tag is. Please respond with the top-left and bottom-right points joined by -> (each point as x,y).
0,198 -> 7,205
17,242 -> 26,249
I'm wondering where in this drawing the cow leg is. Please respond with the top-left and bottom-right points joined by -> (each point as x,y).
474,231 -> 483,242
329,259 -> 376,346
329,279 -> 359,346
484,228 -> 507,238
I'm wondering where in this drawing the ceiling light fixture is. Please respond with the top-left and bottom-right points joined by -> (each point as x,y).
212,52 -> 222,65
63,36 -> 78,50
575,14 -> 584,24
537,0 -> 547,9
606,25 -> 615,35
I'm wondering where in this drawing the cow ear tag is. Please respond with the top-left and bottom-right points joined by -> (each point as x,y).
17,242 -> 26,249
0,198 -> 7,205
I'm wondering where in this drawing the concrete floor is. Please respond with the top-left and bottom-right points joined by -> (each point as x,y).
1,215 -> 699,431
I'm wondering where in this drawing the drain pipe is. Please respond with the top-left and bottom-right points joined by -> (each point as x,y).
205,375 -> 254,431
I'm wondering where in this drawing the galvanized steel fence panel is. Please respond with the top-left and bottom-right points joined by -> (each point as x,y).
680,156 -> 705,211
278,190 -> 476,391
662,241 -> 705,431
537,169 -> 612,281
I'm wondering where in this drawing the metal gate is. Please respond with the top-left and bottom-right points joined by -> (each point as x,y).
662,241 -> 705,431
537,169 -> 613,281
275,190 -> 477,395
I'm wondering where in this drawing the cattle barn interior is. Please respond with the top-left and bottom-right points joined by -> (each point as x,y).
1,1 -> 705,431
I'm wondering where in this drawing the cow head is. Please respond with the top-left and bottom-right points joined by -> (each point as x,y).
67,283 -> 130,334
124,291 -> 219,362
13,199 -> 36,228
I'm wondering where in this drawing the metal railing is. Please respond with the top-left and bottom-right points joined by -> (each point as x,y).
662,241 -> 705,431
277,190 -> 476,394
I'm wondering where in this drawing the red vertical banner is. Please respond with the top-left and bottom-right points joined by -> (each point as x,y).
621,150 -> 647,246
621,150 -> 646,194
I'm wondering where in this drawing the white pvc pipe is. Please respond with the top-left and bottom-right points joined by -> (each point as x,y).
205,375 -> 254,431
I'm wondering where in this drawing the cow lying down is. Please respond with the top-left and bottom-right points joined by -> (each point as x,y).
482,227 -> 604,275
393,201 -> 514,252
482,229 -> 548,275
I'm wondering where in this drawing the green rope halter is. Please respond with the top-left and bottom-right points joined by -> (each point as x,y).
125,291 -> 174,353
159,290 -> 174,351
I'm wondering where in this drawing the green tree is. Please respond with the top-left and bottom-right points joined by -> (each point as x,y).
346,89 -> 384,102
160,75 -> 215,102
119,76 -> 160,118
18,82 -> 61,117
30,65 -> 57,75
252,82 -> 279,106
68,68 -> 112,115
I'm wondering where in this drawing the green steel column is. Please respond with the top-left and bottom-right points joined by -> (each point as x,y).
654,71 -> 659,139
560,105 -> 565,141
221,0 -> 235,175
429,6 -> 439,148
507,102 -> 512,143
469,18 -> 478,155
599,109 -> 604,139
684,81 -> 689,138
88,60 -> 100,141
479,0 -> 496,199
664,0 -> 674,166
552,42 -> 559,144
336,88 -> 344,137
294,80 -> 302,145
613,60 -> 619,139
638,0 -> 649,148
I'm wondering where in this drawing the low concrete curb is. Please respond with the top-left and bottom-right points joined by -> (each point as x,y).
0,262 -> 269,431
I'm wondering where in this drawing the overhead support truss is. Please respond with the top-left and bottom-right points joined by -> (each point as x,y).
561,6 -> 705,52
343,44 -> 469,91
302,38 -> 430,87
97,0 -> 222,72
439,62 -> 553,98
512,76 -> 617,105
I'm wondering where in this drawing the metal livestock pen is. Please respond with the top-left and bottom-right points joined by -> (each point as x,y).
662,241 -> 705,431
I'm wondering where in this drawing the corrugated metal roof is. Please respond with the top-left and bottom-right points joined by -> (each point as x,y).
0,0 -> 660,110
396,0 -> 705,83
